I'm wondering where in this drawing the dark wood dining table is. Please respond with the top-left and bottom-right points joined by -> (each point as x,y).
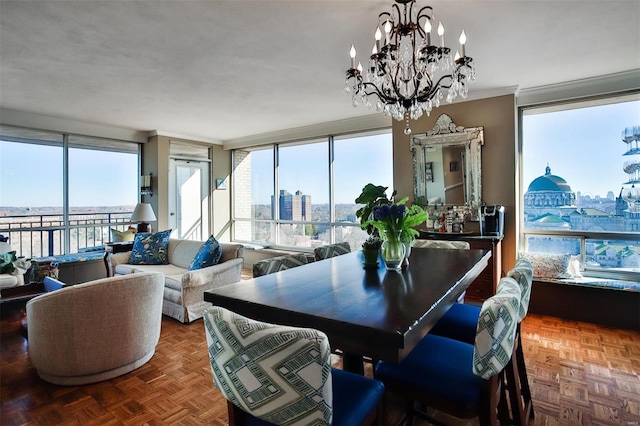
204,247 -> 491,374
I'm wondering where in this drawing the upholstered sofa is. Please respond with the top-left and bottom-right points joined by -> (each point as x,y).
27,272 -> 164,385
107,239 -> 244,323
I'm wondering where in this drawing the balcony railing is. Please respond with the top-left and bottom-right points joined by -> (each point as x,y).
0,211 -> 135,259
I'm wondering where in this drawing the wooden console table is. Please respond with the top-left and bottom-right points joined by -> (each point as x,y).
418,231 -> 503,303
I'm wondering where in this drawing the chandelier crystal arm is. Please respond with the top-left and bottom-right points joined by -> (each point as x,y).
414,6 -> 434,39
345,0 -> 476,133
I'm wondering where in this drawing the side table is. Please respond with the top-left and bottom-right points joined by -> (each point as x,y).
105,242 -> 134,253
0,279 -> 65,323
104,242 -> 134,277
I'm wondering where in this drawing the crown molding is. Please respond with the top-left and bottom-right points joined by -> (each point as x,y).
516,70 -> 640,106
0,108 -> 150,143
149,130 -> 222,145
222,114 -> 392,150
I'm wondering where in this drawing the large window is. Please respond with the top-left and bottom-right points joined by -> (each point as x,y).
232,131 -> 393,250
0,126 -> 139,258
520,93 -> 640,279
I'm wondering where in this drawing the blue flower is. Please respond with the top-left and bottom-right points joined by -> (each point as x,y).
390,204 -> 405,218
373,205 -> 391,221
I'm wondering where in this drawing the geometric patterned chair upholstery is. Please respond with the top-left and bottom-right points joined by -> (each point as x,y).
203,306 -> 384,426
252,253 -> 309,278
374,277 -> 521,426
313,242 -> 351,262
429,257 -> 531,344
472,277 -> 521,379
507,258 -> 534,322
506,257 -> 535,423
428,258 -> 534,424
412,240 -> 471,250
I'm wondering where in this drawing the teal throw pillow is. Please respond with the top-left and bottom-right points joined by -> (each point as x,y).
189,235 -> 222,270
129,229 -> 172,265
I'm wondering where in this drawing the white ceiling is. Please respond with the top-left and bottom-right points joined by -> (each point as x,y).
1,0 -> 639,145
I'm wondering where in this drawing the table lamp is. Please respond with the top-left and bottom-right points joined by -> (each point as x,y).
131,203 -> 156,233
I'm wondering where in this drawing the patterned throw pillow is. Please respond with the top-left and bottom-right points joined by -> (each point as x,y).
520,252 -> 571,279
129,229 -> 172,265
111,228 -> 136,243
188,235 -> 223,271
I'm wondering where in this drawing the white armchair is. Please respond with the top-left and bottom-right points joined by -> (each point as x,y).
27,272 -> 164,385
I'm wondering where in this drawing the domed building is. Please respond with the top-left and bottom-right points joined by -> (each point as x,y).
524,165 -> 577,228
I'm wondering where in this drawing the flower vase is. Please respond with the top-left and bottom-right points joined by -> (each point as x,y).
381,230 -> 406,270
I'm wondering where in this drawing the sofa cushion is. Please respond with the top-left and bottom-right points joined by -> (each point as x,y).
164,286 -> 182,304
129,230 -> 172,265
117,263 -> 186,277
189,235 -> 222,271
167,239 -> 206,269
164,274 -> 183,291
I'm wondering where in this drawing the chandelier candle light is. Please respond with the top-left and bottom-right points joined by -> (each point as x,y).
345,0 -> 475,135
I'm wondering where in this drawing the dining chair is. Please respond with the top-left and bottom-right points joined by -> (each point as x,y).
313,242 -> 351,261
374,276 -> 521,426
412,240 -> 471,250
203,306 -> 385,426
252,253 -> 309,278
505,258 -> 535,423
427,258 -> 535,423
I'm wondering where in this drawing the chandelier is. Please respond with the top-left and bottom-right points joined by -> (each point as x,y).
344,0 -> 475,135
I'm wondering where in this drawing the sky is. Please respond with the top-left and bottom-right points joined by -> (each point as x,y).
522,99 -> 640,198
0,141 -> 138,208
250,133 -> 394,205
2,98 -> 638,209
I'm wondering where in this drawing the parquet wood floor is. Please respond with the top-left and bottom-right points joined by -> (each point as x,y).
2,301 -> 639,425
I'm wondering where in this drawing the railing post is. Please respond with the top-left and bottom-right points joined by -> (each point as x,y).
48,230 -> 54,257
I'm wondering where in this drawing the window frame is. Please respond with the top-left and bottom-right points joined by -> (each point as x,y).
0,125 -> 141,258
230,129 -> 393,251
518,92 -> 640,282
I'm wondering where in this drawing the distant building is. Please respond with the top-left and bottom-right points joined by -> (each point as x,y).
524,164 -> 640,267
523,165 -> 577,226
524,165 -> 639,232
272,189 -> 312,221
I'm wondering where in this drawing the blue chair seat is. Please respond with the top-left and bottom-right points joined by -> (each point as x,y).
429,302 -> 480,344
332,368 -> 385,425
375,334 -> 484,413
237,368 -> 384,426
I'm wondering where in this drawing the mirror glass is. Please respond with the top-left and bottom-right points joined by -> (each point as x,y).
410,114 -> 483,216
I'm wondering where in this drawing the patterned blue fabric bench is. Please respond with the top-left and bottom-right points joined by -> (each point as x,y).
34,251 -> 106,265
33,251 -> 107,285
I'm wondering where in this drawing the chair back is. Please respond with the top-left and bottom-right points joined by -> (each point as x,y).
252,253 -> 308,278
507,258 -> 534,322
472,277 -> 521,380
413,240 -> 470,250
313,242 -> 351,261
203,306 -> 333,425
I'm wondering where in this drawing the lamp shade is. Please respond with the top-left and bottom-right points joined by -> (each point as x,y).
131,203 -> 157,222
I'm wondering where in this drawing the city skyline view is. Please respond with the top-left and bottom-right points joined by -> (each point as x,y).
522,99 -> 640,199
